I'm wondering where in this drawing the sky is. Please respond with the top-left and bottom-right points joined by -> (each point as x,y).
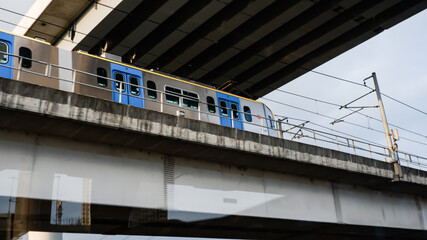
262,9 -> 427,164
0,1 -> 426,162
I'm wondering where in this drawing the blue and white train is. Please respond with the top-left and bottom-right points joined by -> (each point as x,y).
0,30 -> 278,137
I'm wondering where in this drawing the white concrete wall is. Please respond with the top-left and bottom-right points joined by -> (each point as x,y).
0,129 -> 426,230
0,130 -> 164,210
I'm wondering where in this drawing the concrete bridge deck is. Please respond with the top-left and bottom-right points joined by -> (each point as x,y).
1,77 -> 426,191
1,77 -> 427,239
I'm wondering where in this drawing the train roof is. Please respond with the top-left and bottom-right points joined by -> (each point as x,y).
0,29 -> 51,45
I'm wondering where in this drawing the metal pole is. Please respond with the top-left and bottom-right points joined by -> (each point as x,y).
277,118 -> 287,139
17,57 -> 22,80
372,72 -> 401,181
313,131 -> 317,146
119,82 -> 123,103
160,92 -> 163,112
335,136 -> 339,151
231,109 -> 234,128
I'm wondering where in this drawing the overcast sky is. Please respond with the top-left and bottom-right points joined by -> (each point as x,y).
263,9 -> 427,162
0,2 -> 426,163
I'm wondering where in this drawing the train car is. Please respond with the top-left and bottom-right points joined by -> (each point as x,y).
0,30 -> 59,89
0,29 -> 278,137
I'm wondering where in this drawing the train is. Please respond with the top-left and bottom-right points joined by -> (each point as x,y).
0,29 -> 278,137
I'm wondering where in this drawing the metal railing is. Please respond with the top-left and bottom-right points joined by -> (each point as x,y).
1,51 -> 426,170
275,118 -> 427,170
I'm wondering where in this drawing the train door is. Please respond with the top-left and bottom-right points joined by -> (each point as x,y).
111,63 -> 144,108
263,105 -> 278,137
217,92 -> 243,130
0,32 -> 13,79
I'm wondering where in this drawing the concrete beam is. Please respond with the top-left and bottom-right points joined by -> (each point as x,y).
13,0 -> 52,36
55,0 -> 123,50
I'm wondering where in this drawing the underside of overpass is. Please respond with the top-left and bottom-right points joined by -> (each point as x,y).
18,0 -> 427,99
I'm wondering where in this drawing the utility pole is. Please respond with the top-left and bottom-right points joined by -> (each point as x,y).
371,72 -> 401,181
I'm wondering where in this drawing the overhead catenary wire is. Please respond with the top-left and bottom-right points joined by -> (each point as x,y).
257,76 -> 427,143
297,68 -> 427,117
262,97 -> 427,147
381,92 -> 427,116
262,97 -> 383,132
275,114 -> 380,145
232,59 -> 427,141
242,68 -> 426,143
273,88 -> 427,140
274,89 -> 341,107
359,76 -> 427,117
270,66 -> 427,118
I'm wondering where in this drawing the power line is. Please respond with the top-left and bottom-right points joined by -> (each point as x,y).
274,89 -> 341,107
276,114 -> 381,146
288,68 -> 427,117
361,80 -> 427,117
262,97 -> 427,147
273,88 -> 427,140
262,96 -> 382,131
0,2 -> 220,51
381,92 -> 427,116
301,68 -> 367,88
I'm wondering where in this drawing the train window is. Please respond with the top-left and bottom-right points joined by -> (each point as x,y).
183,90 -> 199,109
0,42 -> 8,63
97,68 -> 108,87
165,86 -> 181,105
19,47 -> 32,68
147,80 -> 157,99
244,106 -> 252,122
129,76 -> 140,95
268,116 -> 275,129
231,103 -> 239,119
114,72 -> 125,91
206,96 -> 216,113
219,101 -> 228,117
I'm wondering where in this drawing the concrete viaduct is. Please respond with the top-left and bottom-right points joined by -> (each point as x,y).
1,77 -> 427,239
